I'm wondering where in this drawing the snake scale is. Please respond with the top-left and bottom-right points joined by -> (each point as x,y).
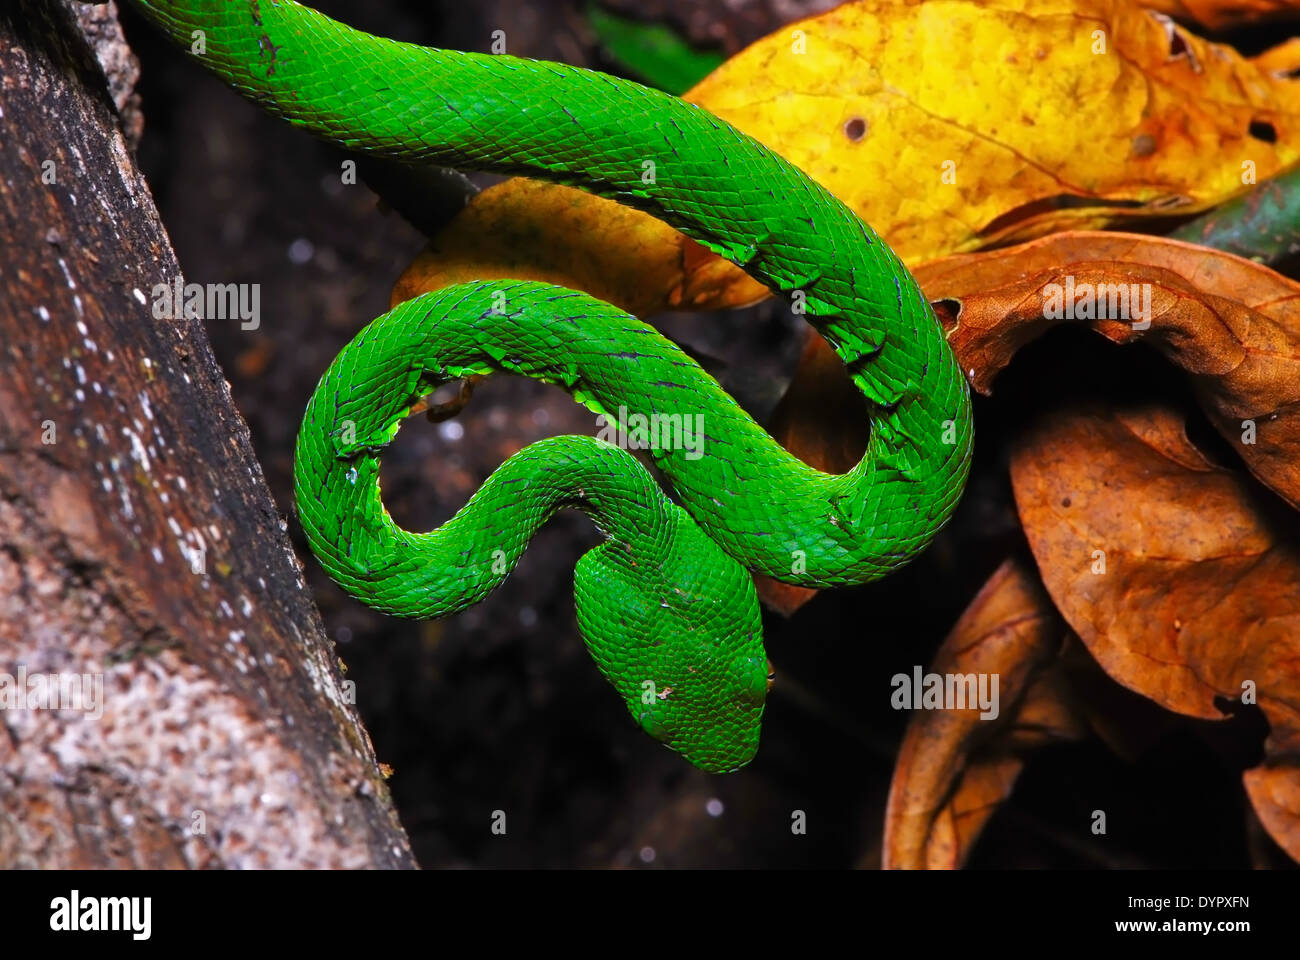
125,0 -> 973,772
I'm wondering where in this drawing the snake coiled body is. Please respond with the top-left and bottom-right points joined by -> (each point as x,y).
127,0 -> 973,772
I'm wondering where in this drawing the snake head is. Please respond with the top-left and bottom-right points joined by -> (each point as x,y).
574,506 -> 769,774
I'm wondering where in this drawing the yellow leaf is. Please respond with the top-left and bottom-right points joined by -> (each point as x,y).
396,0 -> 1300,310
390,179 -> 766,313
1253,36 -> 1300,78
689,0 -> 1300,260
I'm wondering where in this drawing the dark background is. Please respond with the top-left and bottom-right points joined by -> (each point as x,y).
114,0 -> 1293,868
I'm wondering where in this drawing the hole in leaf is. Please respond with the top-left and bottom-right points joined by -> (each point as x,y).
1248,119 -> 1277,143
1167,27 -> 1189,58
931,298 -> 963,331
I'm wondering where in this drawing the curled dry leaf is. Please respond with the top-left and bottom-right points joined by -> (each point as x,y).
883,557 -> 1082,869
1009,404 -> 1300,860
918,231 -> 1300,511
389,178 -> 767,315
396,0 -> 1300,315
1253,37 -> 1300,79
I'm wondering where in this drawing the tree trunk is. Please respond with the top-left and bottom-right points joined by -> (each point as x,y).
0,0 -> 415,868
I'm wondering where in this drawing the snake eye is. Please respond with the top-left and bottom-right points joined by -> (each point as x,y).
766,661 -> 776,692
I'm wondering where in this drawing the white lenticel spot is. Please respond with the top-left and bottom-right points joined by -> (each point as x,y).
288,237 -> 315,264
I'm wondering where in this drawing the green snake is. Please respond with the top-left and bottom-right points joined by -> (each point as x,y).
125,0 -> 973,773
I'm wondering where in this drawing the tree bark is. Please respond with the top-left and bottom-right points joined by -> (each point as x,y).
0,0 -> 415,868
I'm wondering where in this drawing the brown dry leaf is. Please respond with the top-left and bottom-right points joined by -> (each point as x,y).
918,231 -> 1300,511
1058,630 -> 1187,761
767,228 -> 1300,612
883,557 -> 1082,869
1143,0 -> 1300,29
397,0 -> 1300,314
1009,403 -> 1300,860
1243,764 -> 1300,856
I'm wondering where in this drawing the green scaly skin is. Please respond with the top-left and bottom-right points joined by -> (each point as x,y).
126,0 -> 973,772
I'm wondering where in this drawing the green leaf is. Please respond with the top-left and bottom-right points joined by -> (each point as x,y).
585,3 -> 724,95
